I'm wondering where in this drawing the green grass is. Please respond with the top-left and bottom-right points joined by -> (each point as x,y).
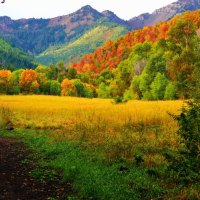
0,129 -> 165,200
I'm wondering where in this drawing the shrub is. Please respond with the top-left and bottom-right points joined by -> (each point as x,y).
167,101 -> 200,184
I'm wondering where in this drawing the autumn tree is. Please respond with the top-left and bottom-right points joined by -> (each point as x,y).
0,70 -> 11,93
168,19 -> 195,49
19,69 -> 39,93
61,79 -> 77,96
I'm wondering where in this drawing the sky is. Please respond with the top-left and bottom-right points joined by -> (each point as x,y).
0,0 -> 176,20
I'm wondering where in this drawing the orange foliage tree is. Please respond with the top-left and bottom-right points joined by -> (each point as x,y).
19,69 -> 39,93
61,79 -> 77,96
0,70 -> 11,93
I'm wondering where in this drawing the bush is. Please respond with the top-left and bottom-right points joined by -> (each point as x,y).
167,101 -> 200,184
112,96 -> 128,104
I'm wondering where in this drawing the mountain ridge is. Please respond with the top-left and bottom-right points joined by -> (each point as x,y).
129,0 -> 200,29
0,0 -> 200,65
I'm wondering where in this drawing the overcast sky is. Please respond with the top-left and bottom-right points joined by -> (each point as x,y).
0,0 -> 176,20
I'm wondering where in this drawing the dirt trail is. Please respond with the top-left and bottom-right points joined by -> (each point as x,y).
0,136 -> 75,200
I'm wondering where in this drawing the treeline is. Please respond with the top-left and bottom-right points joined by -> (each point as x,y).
0,65 -> 96,98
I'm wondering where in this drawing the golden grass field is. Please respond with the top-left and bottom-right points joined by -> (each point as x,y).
0,95 -> 184,162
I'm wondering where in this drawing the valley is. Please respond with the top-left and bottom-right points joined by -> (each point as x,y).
0,0 -> 199,199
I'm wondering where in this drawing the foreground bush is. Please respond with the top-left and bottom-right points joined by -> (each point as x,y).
167,101 -> 200,184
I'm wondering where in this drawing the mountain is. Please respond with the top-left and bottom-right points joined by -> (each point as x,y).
0,0 -> 200,66
36,22 -> 129,65
0,5 -> 130,56
129,0 -> 200,29
0,37 -> 36,70
101,10 -> 129,27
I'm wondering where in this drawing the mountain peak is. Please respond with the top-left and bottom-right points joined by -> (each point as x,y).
79,5 -> 96,12
75,5 -> 102,18
102,10 -> 115,16
101,10 -> 129,27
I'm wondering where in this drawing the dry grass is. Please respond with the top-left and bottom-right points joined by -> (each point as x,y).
0,95 -> 184,162
0,95 -> 183,128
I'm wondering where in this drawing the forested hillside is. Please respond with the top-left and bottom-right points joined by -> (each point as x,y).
0,38 -> 36,70
36,20 -> 129,65
70,10 -> 200,100
0,6 -> 130,56
0,10 -> 199,100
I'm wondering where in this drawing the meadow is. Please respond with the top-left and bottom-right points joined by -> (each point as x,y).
1,95 -> 198,199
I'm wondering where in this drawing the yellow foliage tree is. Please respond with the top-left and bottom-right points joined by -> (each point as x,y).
61,79 -> 77,96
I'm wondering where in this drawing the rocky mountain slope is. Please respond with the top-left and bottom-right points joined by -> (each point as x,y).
129,0 -> 200,29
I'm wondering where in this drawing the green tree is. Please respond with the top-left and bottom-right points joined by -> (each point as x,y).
73,79 -> 85,97
164,82 -> 177,100
193,62 -> 200,101
47,64 -> 57,80
84,87 -> 94,98
67,67 -> 77,80
8,70 -> 23,94
150,73 -> 168,100
133,42 -> 152,60
49,80 -> 61,96
131,76 -> 142,99
139,72 -> 151,98
37,73 -> 48,94
76,73 -> 89,83
145,53 -> 166,77
98,83 -> 110,98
